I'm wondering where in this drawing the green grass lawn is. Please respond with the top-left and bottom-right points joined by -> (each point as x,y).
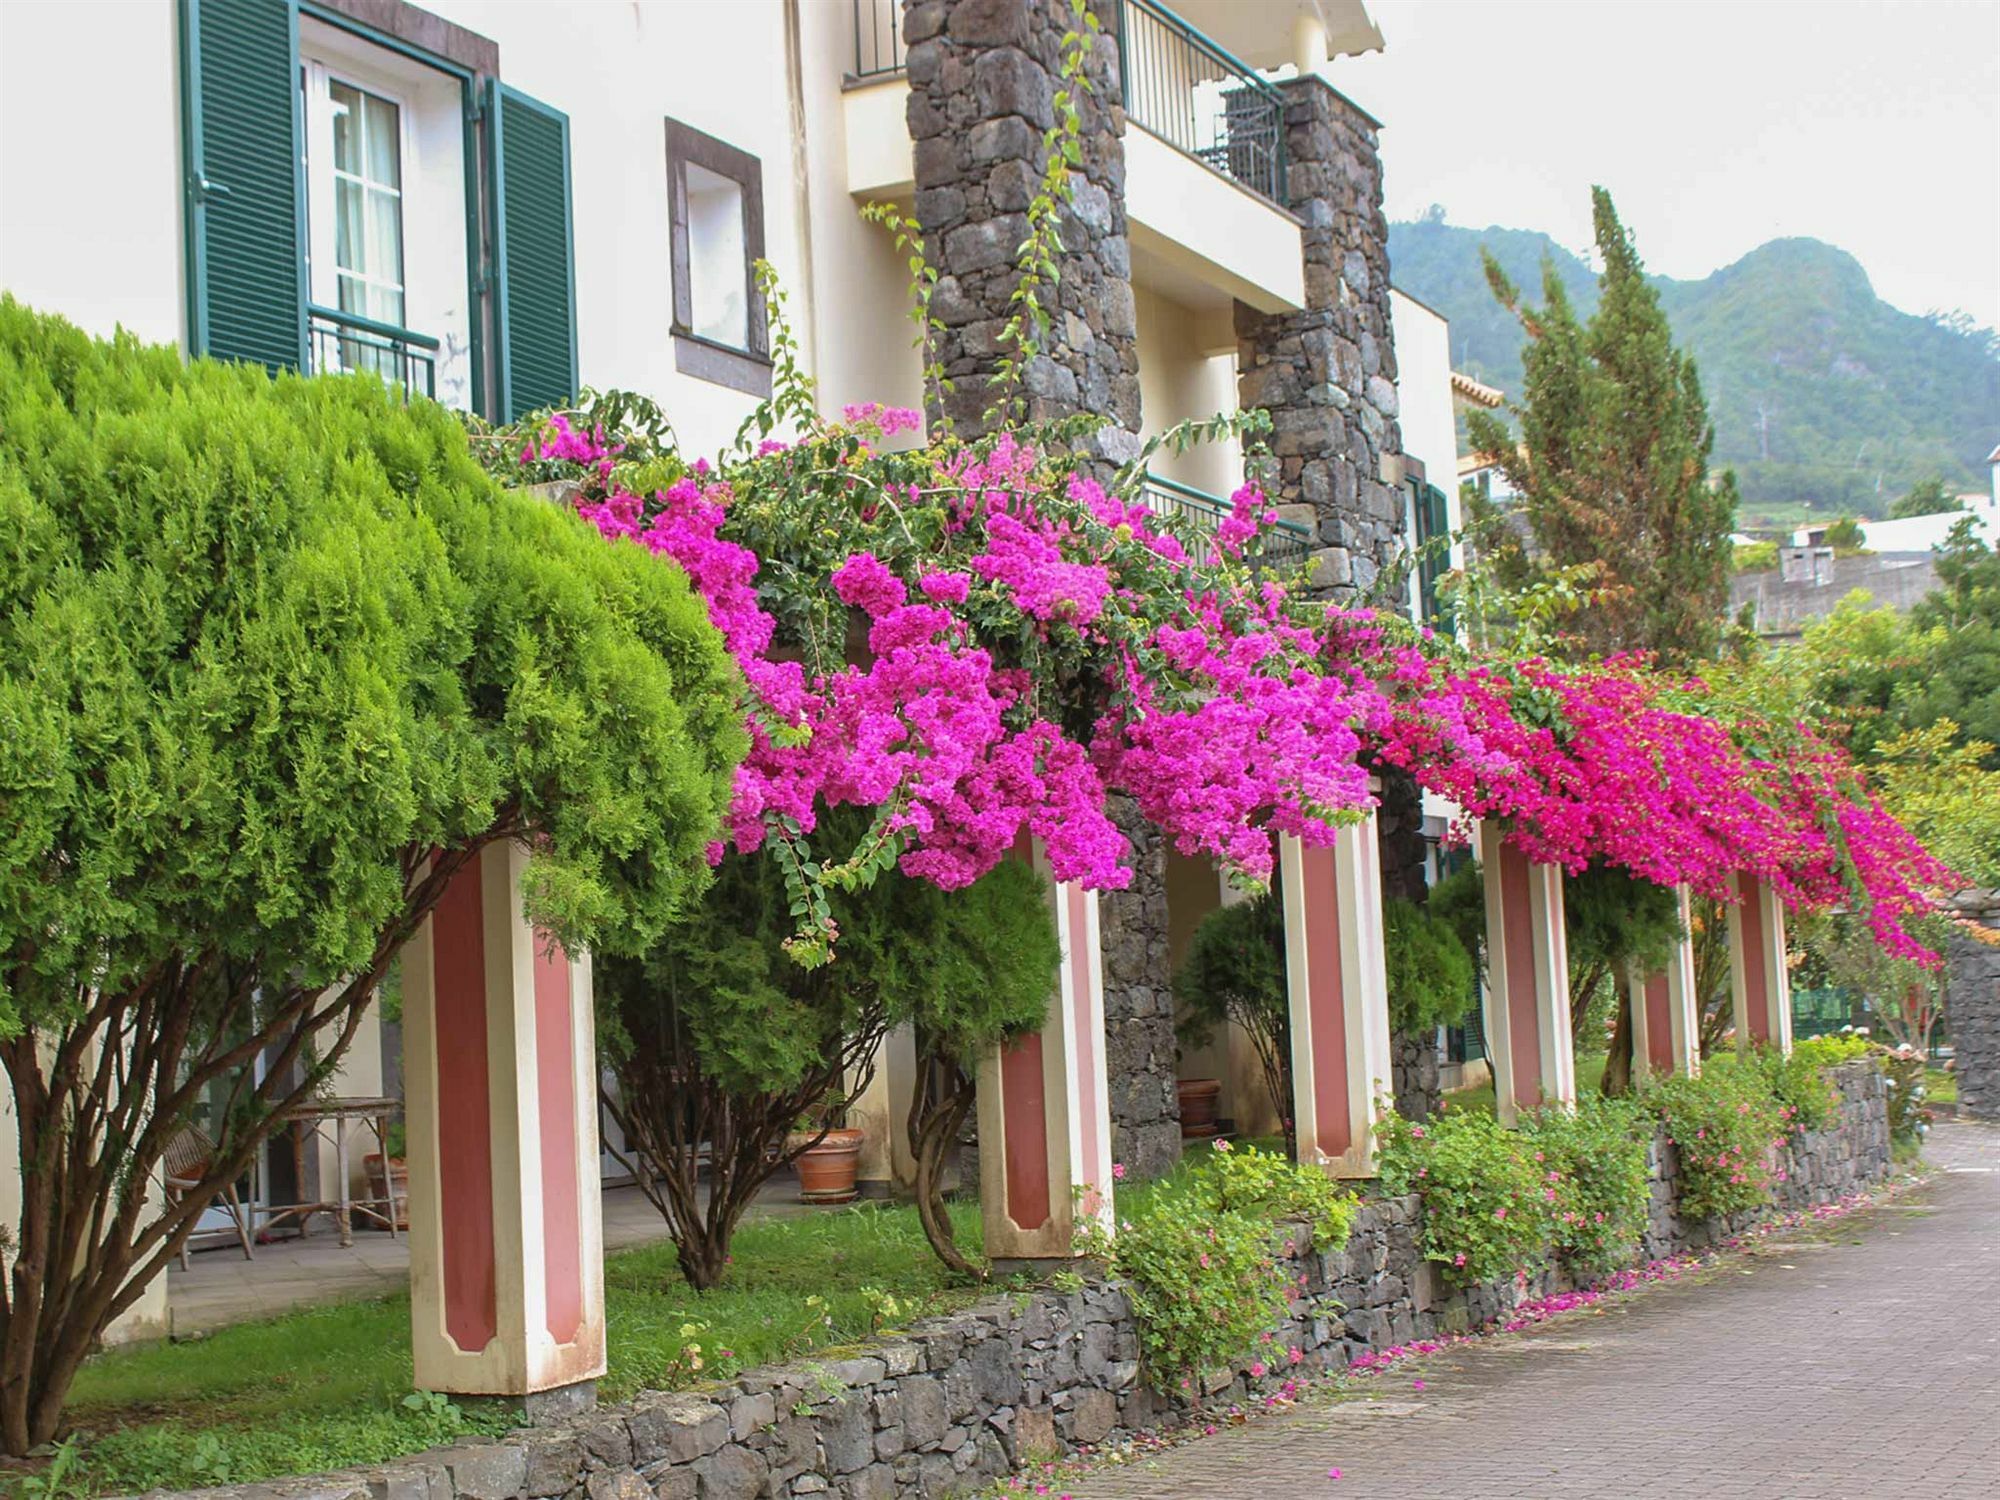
1927,1065 -> 1958,1104
61,1199 -> 990,1495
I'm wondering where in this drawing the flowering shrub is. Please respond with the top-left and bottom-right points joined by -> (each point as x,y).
1640,1064 -> 1787,1221
1376,1109 -> 1547,1285
1793,1032 -> 1874,1067
1097,1143 -> 1353,1392
474,269 -> 1950,976
1520,1099 -> 1652,1274
1746,1043 -> 1840,1133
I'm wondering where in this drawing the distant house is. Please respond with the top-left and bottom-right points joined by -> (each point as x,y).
1793,494 -> 1999,556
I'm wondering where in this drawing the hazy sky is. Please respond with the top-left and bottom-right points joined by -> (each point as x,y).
1332,0 -> 2000,329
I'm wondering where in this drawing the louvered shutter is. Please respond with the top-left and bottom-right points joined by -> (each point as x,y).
488,80 -> 577,420
179,0 -> 306,371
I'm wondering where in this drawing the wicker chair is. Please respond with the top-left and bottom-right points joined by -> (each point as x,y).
163,1122 -> 256,1269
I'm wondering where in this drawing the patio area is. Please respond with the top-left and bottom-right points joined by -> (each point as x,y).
164,1176 -> 823,1336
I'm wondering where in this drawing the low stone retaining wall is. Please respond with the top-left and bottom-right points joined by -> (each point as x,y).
155,1063 -> 1888,1500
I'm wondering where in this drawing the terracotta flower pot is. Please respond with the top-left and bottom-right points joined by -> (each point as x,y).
1177,1077 -> 1223,1139
788,1127 -> 866,1204
363,1152 -> 410,1231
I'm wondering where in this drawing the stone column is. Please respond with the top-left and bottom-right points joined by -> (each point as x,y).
1099,796 -> 1181,1179
1477,823 -> 1576,1124
1727,870 -> 1794,1055
1944,889 -> 2000,1120
1234,75 -> 1405,605
904,0 -> 1139,450
401,840 -> 604,1418
906,0 -> 1173,1170
1279,822 -> 1395,1178
1627,884 -> 1701,1080
976,840 -> 1114,1262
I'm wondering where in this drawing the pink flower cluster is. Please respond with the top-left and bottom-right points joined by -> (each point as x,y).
537,407 -> 1948,960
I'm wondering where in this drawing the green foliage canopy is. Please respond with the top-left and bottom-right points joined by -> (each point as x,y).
1465,188 -> 1737,665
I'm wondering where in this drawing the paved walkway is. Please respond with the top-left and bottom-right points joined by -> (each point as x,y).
165,1177 -> 816,1334
1072,1121 -> 2000,1499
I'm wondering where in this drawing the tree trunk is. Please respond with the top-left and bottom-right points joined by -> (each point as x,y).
907,1043 -> 983,1278
1601,986 -> 1635,1098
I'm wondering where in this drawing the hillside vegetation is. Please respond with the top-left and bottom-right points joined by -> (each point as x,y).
1390,217 -> 2000,522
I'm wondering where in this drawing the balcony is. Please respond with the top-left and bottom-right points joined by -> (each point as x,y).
849,0 -> 1287,206
1139,472 -> 1311,570
842,0 -> 1305,316
306,304 -> 439,401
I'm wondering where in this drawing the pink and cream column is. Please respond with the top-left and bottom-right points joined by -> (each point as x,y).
1278,818 -> 1395,1176
1477,821 -> 1577,1124
1728,869 -> 1794,1054
1625,884 -> 1701,1080
400,840 -> 606,1413
976,839 -> 1114,1262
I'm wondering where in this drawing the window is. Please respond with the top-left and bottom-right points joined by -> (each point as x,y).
666,118 -> 768,396
179,0 -> 572,420
304,67 -> 410,381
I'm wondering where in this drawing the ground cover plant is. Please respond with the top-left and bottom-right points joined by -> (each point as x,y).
50,1202 -> 988,1495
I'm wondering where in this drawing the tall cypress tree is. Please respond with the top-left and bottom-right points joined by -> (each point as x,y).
1466,187 -> 1737,665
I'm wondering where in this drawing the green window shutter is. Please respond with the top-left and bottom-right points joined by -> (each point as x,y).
488,80 -> 577,420
178,0 -> 306,371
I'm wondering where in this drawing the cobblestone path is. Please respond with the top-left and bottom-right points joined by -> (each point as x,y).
1068,1121 -> 2000,1499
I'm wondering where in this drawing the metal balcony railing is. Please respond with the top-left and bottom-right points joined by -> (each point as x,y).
1115,0 -> 1288,204
850,0 -> 905,80
1138,472 -> 1311,569
307,304 -> 438,400
844,0 -> 1288,205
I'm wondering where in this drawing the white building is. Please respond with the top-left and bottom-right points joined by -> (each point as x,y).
4,0 -> 1471,1333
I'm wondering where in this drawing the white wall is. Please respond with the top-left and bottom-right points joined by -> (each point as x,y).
1390,288 -> 1456,502
1134,282 -> 1242,496
0,1 -> 184,346
0,0 -> 834,459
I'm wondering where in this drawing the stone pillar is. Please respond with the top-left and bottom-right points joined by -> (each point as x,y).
1234,75 -> 1404,604
1727,870 -> 1794,1054
906,0 -> 1168,1172
1099,796 -> 1181,1179
401,840 -> 604,1417
904,0 -> 1139,449
976,840 -> 1114,1261
851,1025 -> 919,1199
1280,822 -> 1395,1177
1627,884 -> 1701,1080
1945,889 -> 2000,1120
1477,823 -> 1576,1124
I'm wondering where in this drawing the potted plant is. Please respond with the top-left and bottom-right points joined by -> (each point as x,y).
786,1108 -> 866,1205
364,1121 -> 410,1231
1175,1075 -> 1223,1139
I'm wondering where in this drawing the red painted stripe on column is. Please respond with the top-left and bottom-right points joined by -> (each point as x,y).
1643,973 -> 1674,1073
1065,884 -> 1105,1192
1498,841 -> 1544,1108
432,856 -> 498,1353
1302,844 -> 1352,1160
1739,876 -> 1772,1043
1000,1033 -> 1052,1231
533,936 -> 584,1346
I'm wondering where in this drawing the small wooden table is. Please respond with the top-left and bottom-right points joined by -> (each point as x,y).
263,1096 -> 401,1248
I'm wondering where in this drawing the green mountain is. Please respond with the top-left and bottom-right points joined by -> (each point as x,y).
1388,218 -> 2000,522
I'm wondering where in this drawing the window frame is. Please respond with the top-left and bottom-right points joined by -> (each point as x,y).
665,117 -> 770,397
302,60 -> 415,330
